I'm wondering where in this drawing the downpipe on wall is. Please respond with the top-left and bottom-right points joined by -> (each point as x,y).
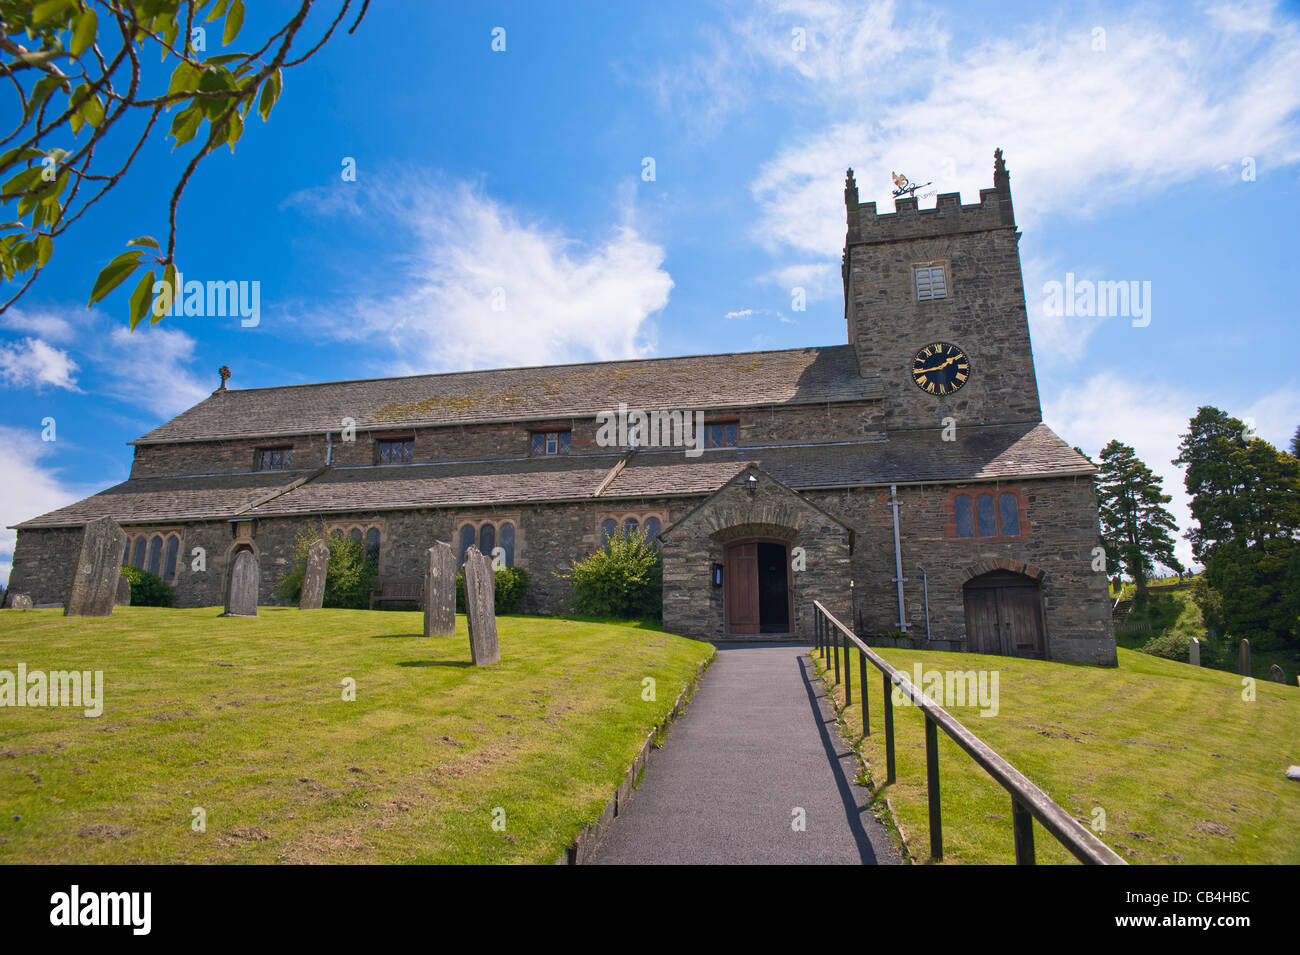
890,484 -> 908,632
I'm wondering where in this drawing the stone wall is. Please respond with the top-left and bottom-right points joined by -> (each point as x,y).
126,400 -> 886,479
5,525 -> 83,606
803,475 -> 1115,665
9,475 -> 1114,666
846,225 -> 1041,431
660,469 -> 853,642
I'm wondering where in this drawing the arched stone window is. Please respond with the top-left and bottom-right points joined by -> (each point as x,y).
131,537 -> 146,568
623,517 -> 640,536
163,536 -> 180,583
644,516 -> 662,543
601,519 -> 618,544
146,535 -> 163,576
458,524 -> 477,566
478,523 -> 496,558
951,489 -> 1024,540
498,523 -> 516,566
976,494 -> 997,537
364,528 -> 381,565
998,492 -> 1021,537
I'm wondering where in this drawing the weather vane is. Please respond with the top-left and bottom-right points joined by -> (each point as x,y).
891,171 -> 933,199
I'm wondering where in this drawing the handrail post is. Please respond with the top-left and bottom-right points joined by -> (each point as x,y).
843,634 -> 852,705
859,648 -> 869,736
833,627 -> 841,684
925,714 -> 943,862
883,671 -> 895,785
1012,797 -> 1036,865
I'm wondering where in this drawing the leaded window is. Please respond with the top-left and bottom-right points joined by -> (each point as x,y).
255,447 -> 291,471
376,438 -> 414,465
704,422 -> 738,448
531,431 -> 571,456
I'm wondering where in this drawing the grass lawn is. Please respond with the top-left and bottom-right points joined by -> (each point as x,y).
0,607 -> 713,863
812,645 -> 1300,865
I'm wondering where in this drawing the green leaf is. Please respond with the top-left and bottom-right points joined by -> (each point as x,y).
127,235 -> 161,251
2,166 -> 44,197
31,0 -> 74,25
70,8 -> 97,56
258,69 -> 282,122
156,262 -> 178,322
169,104 -> 203,147
88,250 -> 143,306
25,75 -> 61,121
222,0 -> 244,45
35,234 -> 53,268
128,269 -> 156,330
225,108 -> 243,151
205,0 -> 231,25
166,61 -> 202,98
79,92 -> 105,129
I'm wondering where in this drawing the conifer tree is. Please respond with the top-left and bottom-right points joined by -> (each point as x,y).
1096,439 -> 1182,592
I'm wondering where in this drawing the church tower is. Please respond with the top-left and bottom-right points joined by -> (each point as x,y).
843,150 -> 1041,431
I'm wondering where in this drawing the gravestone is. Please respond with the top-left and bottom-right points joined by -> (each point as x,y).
299,539 -> 330,610
462,546 -> 499,665
65,517 -> 128,617
1268,664 -> 1286,684
115,575 -> 131,607
423,541 -> 456,637
7,593 -> 33,610
223,548 -> 259,617
1188,636 -> 1200,667
1238,638 -> 1251,677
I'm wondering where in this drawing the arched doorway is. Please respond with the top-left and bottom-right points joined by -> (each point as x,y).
963,569 -> 1045,658
724,539 -> 792,635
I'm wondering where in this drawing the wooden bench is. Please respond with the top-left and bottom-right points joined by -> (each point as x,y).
369,576 -> 424,610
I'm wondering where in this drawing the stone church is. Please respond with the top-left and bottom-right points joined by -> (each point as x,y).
8,151 -> 1117,665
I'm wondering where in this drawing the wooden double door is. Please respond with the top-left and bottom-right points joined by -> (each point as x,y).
724,540 -> 792,635
963,570 -> 1045,658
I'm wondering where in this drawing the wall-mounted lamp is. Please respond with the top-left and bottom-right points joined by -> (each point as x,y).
711,562 -> 724,587
745,474 -> 759,495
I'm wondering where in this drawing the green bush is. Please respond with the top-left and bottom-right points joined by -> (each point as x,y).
1138,630 -> 1192,662
455,565 -> 530,614
119,565 -> 174,607
561,530 -> 662,621
276,532 -> 377,609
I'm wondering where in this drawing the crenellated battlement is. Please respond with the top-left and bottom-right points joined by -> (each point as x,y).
844,149 -> 1015,248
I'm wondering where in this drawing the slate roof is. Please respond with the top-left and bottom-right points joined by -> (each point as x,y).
135,345 -> 882,444
14,423 -> 1092,529
13,471 -> 312,529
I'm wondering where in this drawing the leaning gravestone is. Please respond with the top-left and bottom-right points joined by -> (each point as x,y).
115,575 -> 131,607
462,546 -> 500,665
299,539 -> 330,610
1268,664 -> 1286,684
1239,638 -> 1252,677
223,548 -> 259,617
1188,636 -> 1200,667
423,541 -> 456,638
65,517 -> 128,617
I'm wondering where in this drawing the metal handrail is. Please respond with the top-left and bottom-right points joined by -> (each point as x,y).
812,600 -> 1126,865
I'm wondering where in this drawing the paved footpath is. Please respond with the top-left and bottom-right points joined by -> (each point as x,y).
590,643 -> 900,865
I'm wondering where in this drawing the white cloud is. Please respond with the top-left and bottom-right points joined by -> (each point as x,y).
289,175 -> 674,373
103,326 -> 209,417
0,337 -> 79,390
0,427 -> 99,588
747,3 -> 1300,258
1022,255 -> 1107,368
725,309 -> 754,320
0,307 -> 77,343
1044,374 -> 1299,572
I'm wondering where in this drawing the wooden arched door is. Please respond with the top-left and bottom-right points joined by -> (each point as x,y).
724,539 -> 792,635
963,570 -> 1045,658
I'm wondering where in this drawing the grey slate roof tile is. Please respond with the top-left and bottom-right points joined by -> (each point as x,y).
134,345 -> 881,443
14,423 -> 1091,529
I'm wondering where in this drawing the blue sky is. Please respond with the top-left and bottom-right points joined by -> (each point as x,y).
2,0 -> 1299,581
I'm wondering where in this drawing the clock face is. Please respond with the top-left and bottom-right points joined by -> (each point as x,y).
911,342 -> 970,396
